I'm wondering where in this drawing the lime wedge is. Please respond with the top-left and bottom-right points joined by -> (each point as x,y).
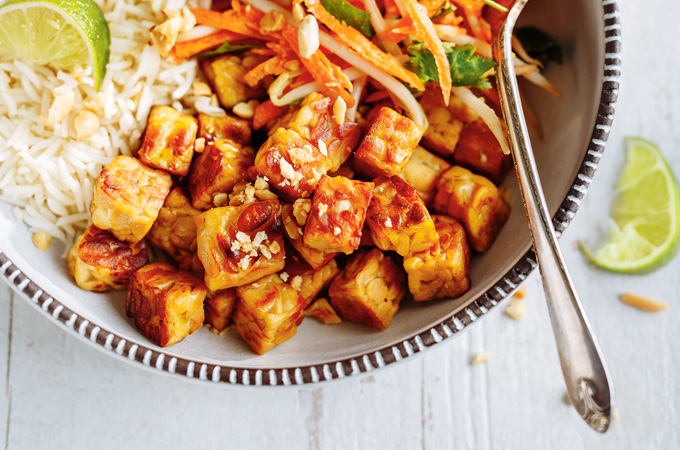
580,137 -> 680,274
0,0 -> 110,90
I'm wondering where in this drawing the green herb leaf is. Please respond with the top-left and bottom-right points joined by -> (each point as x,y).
320,0 -> 375,38
194,41 -> 257,59
407,43 -> 497,90
515,27 -> 563,65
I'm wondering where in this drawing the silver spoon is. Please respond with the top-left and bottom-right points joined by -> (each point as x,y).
492,0 -> 614,432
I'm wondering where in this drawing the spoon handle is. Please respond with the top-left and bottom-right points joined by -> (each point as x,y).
493,0 -> 614,433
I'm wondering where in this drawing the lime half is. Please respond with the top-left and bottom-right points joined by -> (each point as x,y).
0,0 -> 110,90
580,137 -> 680,274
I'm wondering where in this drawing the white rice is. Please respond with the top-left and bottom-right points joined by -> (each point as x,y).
0,0 -> 212,246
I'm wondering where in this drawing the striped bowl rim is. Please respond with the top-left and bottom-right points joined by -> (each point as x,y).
0,0 -> 621,386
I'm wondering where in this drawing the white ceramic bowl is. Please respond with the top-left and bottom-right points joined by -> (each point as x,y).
0,0 -> 621,385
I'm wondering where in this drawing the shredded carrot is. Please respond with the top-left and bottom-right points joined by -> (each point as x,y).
281,24 -> 355,107
401,0 -> 451,103
170,30 -> 244,61
190,7 -> 265,39
420,0 -> 446,15
451,0 -> 486,40
363,90 -> 391,103
304,0 -> 424,91
253,101 -> 289,130
244,56 -> 292,86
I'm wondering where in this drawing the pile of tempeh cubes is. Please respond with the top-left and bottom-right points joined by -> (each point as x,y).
66,54 -> 510,355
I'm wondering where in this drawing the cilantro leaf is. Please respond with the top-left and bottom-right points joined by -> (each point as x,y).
320,0 -> 375,38
515,27 -> 563,65
194,41 -> 257,59
407,43 -> 497,90
448,44 -> 497,89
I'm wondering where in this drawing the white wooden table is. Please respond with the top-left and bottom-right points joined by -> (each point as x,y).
1,1 -> 678,448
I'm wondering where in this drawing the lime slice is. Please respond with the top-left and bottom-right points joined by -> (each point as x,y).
0,0 -> 110,90
580,137 -> 680,274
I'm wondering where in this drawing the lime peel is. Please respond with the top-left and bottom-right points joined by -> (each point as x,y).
580,137 -> 680,274
0,0 -> 111,90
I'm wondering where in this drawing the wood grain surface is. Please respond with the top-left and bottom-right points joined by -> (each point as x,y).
1,0 -> 679,448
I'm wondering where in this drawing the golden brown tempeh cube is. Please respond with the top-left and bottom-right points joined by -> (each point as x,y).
138,105 -> 198,176
249,128 -> 330,202
328,249 -> 406,329
433,165 -> 510,252
204,288 -> 238,332
281,204 -> 338,270
305,298 -> 342,324
366,176 -> 439,257
283,251 -> 339,306
303,175 -> 374,255
278,93 -> 362,172
419,88 -> 465,157
197,113 -> 251,147
452,119 -> 511,185
187,138 -> 255,210
67,225 -> 149,292
233,273 -> 306,354
398,146 -> 451,205
90,155 -> 172,244
353,107 -> 423,178
146,187 -> 203,273
202,53 -> 267,109
194,200 -> 285,291
403,215 -> 470,301
125,262 -> 206,347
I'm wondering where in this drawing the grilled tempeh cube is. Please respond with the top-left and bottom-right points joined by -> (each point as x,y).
398,146 -> 451,205
353,107 -> 423,178
195,200 -> 285,291
277,93 -> 362,172
138,105 -> 198,176
249,128 -> 330,201
202,53 -> 268,109
452,119 -> 511,185
146,187 -> 202,273
283,250 -> 339,306
204,288 -> 238,333
281,203 -> 338,270
90,155 -> 172,244
187,138 -> 255,210
433,165 -> 510,252
197,112 -> 251,147
328,249 -> 406,329
67,225 -> 148,292
305,298 -> 341,324
125,262 -> 206,347
366,176 -> 439,257
403,215 -> 470,301
303,175 -> 374,255
419,88 -> 465,157
233,273 -> 306,354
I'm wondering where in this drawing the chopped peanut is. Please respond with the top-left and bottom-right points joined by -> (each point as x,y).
470,351 -> 490,366
504,298 -> 526,320
192,81 -> 212,97
233,100 -> 259,119
150,17 -> 183,57
620,293 -> 667,312
31,232 -> 52,251
298,15 -> 319,58
74,110 -> 100,141
42,90 -> 75,127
